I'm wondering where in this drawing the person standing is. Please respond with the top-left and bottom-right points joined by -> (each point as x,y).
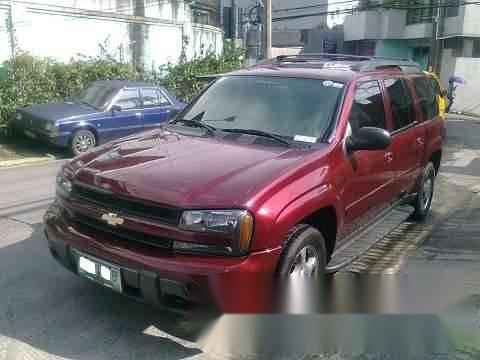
446,78 -> 457,113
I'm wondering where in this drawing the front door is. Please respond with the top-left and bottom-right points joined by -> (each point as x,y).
342,80 -> 396,235
101,88 -> 144,143
141,88 -> 172,129
383,78 -> 426,195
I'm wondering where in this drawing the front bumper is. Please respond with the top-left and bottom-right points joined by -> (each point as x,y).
15,124 -> 69,147
44,202 -> 282,313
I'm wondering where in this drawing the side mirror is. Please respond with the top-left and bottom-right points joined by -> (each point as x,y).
167,107 -> 181,121
111,105 -> 122,113
346,127 -> 391,152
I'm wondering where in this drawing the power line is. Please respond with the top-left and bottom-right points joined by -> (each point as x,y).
272,0 -> 480,22
273,1 -> 357,13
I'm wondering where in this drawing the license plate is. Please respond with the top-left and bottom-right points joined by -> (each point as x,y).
24,130 -> 37,139
75,251 -> 122,292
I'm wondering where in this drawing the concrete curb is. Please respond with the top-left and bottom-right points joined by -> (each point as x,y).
0,155 -> 56,168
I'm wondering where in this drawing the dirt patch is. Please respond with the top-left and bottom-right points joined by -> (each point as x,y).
0,136 -> 66,162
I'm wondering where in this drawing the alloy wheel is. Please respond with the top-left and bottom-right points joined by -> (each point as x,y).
288,245 -> 319,276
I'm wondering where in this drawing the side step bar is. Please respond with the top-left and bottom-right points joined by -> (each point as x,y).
326,205 -> 415,273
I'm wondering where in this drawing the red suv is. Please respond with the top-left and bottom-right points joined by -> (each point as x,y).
44,55 -> 445,311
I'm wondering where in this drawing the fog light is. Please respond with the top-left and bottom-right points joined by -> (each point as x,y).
100,265 -> 111,281
173,240 -> 233,255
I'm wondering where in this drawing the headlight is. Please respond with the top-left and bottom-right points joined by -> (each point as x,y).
15,112 -> 22,121
56,170 -> 72,197
176,210 -> 254,255
44,122 -> 54,131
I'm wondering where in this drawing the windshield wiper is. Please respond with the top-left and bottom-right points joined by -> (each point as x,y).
171,118 -> 216,136
222,128 -> 295,148
75,100 -> 97,109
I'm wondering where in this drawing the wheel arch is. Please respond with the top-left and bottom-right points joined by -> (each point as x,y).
429,149 -> 442,175
70,124 -> 99,145
298,205 -> 337,259
274,183 -> 342,259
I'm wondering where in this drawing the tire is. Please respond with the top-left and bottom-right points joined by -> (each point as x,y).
276,224 -> 327,276
70,129 -> 96,156
411,162 -> 436,221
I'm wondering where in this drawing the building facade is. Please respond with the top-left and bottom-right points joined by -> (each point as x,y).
343,1 -> 480,115
0,0 -> 223,69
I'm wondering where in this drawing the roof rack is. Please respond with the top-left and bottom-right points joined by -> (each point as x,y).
256,53 -> 422,73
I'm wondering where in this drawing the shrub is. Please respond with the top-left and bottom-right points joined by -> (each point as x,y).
0,45 -> 244,136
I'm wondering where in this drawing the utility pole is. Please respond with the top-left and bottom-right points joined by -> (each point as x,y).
263,0 -> 272,59
7,0 -> 16,58
430,0 -> 443,74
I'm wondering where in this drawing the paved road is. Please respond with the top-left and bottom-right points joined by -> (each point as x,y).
1,117 -> 480,359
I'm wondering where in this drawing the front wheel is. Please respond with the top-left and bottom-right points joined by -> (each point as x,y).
70,129 -> 96,156
411,162 -> 436,221
276,224 -> 327,276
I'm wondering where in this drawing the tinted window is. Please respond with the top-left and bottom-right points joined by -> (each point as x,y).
384,78 -> 415,130
115,89 -> 141,110
158,91 -> 172,106
142,89 -> 160,108
429,77 -> 443,97
413,77 -> 439,120
181,76 -> 344,141
70,83 -> 117,109
349,81 -> 386,135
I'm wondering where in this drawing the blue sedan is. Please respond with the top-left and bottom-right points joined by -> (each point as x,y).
14,80 -> 185,155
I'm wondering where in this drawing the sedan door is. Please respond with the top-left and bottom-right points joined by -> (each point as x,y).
342,80 -> 396,233
101,88 -> 144,143
141,88 -> 172,129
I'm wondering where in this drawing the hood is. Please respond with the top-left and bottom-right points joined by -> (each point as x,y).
21,102 -> 100,121
69,128 -> 309,209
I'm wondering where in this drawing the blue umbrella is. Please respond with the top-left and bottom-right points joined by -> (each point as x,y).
449,75 -> 466,84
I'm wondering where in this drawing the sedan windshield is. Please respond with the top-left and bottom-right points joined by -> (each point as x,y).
181,76 -> 344,143
69,83 -> 118,109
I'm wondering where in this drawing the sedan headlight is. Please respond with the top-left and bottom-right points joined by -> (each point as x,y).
15,112 -> 22,121
56,170 -> 72,197
176,210 -> 254,255
44,121 -> 55,131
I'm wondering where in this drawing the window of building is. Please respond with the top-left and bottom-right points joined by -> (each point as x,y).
444,37 -> 464,57
115,89 -> 141,110
384,79 -> 416,131
406,0 -> 434,25
473,39 -> 480,58
349,81 -> 387,135
413,78 -> 439,121
446,0 -> 460,17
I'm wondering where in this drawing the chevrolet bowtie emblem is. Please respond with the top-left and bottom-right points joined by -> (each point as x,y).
101,213 -> 124,226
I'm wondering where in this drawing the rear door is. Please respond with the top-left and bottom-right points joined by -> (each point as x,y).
102,88 -> 144,142
141,88 -> 172,129
343,80 -> 396,228
384,77 -> 427,196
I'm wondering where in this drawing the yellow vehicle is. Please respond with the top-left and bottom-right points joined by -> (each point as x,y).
424,71 -> 446,119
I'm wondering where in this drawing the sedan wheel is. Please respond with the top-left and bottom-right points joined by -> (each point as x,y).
71,130 -> 96,156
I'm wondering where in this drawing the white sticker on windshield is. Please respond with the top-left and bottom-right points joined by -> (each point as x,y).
332,82 -> 344,88
323,80 -> 333,87
294,135 -> 317,143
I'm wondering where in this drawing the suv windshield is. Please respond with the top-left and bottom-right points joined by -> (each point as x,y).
69,83 -> 118,109
180,76 -> 344,143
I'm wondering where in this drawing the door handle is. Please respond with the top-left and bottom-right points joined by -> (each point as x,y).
416,137 -> 424,145
384,152 -> 394,163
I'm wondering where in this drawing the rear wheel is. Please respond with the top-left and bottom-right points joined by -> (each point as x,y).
276,224 -> 327,276
70,130 -> 96,156
411,162 -> 436,221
